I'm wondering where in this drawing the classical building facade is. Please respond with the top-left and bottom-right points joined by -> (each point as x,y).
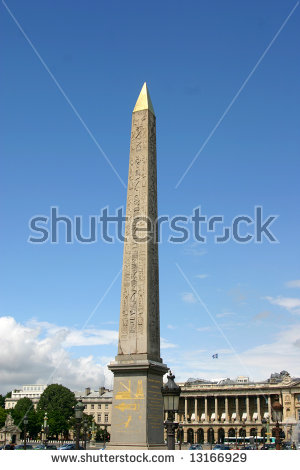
5,384 -> 47,410
75,387 -> 113,432
175,371 -> 300,444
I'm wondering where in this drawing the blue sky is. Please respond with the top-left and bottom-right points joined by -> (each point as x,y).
0,0 -> 299,393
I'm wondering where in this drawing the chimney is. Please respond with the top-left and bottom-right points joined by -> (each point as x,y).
85,387 -> 91,396
99,386 -> 105,396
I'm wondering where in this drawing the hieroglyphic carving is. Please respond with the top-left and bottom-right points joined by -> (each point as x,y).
118,107 -> 160,360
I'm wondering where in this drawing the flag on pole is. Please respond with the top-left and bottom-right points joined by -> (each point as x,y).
212,353 -> 218,359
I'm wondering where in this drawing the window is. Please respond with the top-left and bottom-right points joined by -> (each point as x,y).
105,404 -> 108,409
97,414 -> 101,423
98,404 -> 101,409
91,404 -> 94,410
105,414 -> 108,423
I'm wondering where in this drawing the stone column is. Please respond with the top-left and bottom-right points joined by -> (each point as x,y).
235,397 -> 240,421
257,396 -> 261,422
185,397 -> 188,421
205,397 -> 208,422
268,396 -> 272,420
215,397 -> 218,422
204,428 -> 208,444
246,396 -> 250,422
225,397 -> 229,422
195,398 -> 198,422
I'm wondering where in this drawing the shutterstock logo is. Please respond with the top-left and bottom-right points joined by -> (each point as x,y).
28,206 -> 279,245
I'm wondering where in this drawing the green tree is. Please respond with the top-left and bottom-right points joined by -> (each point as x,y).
0,391 -> 12,408
68,412 -> 94,439
0,407 -> 7,427
37,384 -> 77,439
0,395 -> 5,408
12,397 -> 40,438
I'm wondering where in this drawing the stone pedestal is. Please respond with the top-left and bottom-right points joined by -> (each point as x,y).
108,359 -> 167,449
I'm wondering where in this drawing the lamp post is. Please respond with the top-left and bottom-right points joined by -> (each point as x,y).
262,418 -> 266,447
242,422 -> 246,448
161,371 -> 181,450
272,401 -> 283,450
254,428 -> 258,449
91,421 -> 96,446
266,416 -> 270,444
43,412 -> 48,445
178,424 -> 183,450
83,420 -> 88,450
235,426 -> 238,449
23,415 -> 28,450
74,400 -> 85,450
103,424 -> 108,448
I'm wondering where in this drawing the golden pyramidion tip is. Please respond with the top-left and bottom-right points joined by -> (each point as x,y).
133,82 -> 155,115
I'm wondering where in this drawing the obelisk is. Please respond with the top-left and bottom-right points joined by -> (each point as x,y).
108,83 -> 168,449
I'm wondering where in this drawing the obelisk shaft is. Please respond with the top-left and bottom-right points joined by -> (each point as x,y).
118,100 -> 160,361
108,84 -> 167,449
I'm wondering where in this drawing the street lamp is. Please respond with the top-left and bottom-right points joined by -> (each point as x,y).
23,415 -> 28,450
83,420 -> 88,450
178,424 -> 183,450
74,400 -> 85,450
242,422 -> 246,448
103,424 -> 108,448
43,412 -> 49,445
262,418 -> 267,447
272,401 -> 283,450
161,371 -> 181,450
235,426 -> 238,449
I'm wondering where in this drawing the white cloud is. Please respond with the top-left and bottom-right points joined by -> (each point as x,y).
167,324 -> 176,330
285,280 -> 300,289
216,312 -> 236,318
196,326 -> 211,332
195,274 -> 209,279
265,296 -> 300,314
161,338 -> 177,349
0,316 -> 116,394
181,292 -> 197,304
165,323 -> 300,383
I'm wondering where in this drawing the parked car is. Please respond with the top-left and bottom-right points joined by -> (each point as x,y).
213,444 -> 230,450
261,444 -> 275,450
188,444 -> 203,450
45,444 -> 57,450
34,444 -> 46,450
15,444 -> 34,450
58,443 -> 84,450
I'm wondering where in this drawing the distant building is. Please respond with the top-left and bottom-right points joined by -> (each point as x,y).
5,384 -> 47,410
75,387 -> 113,431
175,371 -> 300,444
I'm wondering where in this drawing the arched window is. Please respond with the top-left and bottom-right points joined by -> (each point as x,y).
228,428 -> 235,437
187,428 -> 194,444
197,428 -> 204,444
207,428 -> 214,444
239,428 -> 246,437
218,428 -> 225,444
177,428 -> 184,442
